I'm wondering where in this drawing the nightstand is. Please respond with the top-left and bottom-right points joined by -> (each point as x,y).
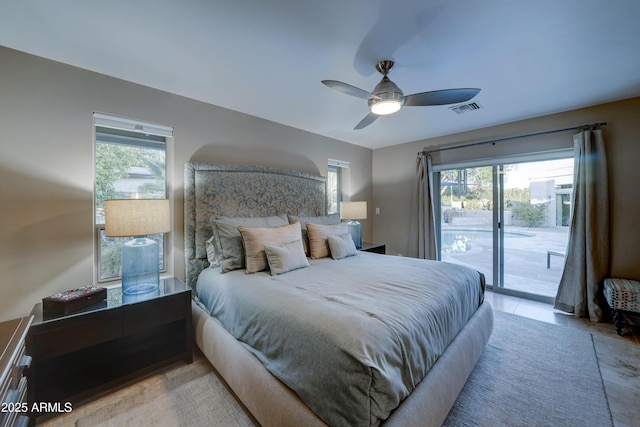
360,242 -> 386,254
26,277 -> 192,422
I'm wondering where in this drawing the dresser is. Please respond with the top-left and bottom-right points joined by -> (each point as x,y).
0,316 -> 33,427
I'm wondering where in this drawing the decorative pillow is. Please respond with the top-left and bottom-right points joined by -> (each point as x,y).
211,215 -> 289,273
327,233 -> 358,260
205,236 -> 219,267
264,239 -> 310,275
305,222 -> 349,259
238,222 -> 303,273
288,213 -> 340,256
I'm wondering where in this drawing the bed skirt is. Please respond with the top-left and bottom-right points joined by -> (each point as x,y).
193,299 -> 493,427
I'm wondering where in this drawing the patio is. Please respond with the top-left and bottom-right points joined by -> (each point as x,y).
441,224 -> 569,298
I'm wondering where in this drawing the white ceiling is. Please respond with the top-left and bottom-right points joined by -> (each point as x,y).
2,0 -> 640,149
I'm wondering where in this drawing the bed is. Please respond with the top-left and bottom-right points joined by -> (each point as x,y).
184,162 -> 493,427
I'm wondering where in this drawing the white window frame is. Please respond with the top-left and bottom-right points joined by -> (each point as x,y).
328,159 -> 349,214
93,113 -> 173,283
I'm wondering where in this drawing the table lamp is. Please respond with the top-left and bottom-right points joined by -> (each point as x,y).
340,201 -> 367,249
104,199 -> 170,295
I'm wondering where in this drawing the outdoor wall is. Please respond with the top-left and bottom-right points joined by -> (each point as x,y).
373,96 -> 640,282
530,180 -> 561,228
0,46 -> 373,322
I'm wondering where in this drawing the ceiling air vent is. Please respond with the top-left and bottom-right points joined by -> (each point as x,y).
449,102 -> 482,115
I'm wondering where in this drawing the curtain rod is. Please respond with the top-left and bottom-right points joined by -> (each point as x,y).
418,122 -> 607,156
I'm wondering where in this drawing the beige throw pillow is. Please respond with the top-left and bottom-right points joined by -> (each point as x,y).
238,222 -> 303,273
288,213 -> 340,256
305,222 -> 349,259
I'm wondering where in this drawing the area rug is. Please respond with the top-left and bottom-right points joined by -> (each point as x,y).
75,357 -> 258,427
71,311 -> 613,427
443,311 -> 613,427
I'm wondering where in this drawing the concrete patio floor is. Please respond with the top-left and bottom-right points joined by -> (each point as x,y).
441,225 -> 569,298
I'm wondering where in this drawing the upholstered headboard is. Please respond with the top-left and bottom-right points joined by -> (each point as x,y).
184,162 -> 327,289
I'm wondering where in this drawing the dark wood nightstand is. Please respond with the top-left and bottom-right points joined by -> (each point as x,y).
26,277 -> 192,422
360,242 -> 386,254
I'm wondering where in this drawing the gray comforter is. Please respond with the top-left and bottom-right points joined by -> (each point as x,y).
196,252 -> 485,427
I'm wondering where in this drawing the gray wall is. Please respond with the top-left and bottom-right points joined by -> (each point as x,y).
373,96 -> 640,281
0,47 -> 373,321
3,44 -> 638,322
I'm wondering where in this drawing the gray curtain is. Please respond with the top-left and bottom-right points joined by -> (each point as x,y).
554,129 -> 609,322
411,153 -> 437,259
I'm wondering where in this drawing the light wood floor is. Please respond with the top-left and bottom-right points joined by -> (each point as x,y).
40,291 -> 639,427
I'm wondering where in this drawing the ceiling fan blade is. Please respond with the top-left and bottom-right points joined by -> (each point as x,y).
354,113 -> 379,130
322,80 -> 380,100
403,88 -> 481,106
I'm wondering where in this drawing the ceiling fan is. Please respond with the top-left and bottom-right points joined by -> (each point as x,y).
322,60 -> 481,130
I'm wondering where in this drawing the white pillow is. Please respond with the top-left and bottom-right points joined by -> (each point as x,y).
205,236 -> 219,267
327,233 -> 358,260
264,239 -> 310,275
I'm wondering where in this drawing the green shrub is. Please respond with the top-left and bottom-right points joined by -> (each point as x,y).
512,201 -> 548,227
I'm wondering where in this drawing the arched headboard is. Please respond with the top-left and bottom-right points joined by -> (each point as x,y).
184,162 -> 327,289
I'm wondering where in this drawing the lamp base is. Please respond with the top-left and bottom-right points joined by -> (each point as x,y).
124,283 -> 158,295
346,220 -> 362,250
121,237 -> 160,296
123,287 -> 160,304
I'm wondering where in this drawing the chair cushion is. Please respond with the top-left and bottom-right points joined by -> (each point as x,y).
604,278 -> 640,313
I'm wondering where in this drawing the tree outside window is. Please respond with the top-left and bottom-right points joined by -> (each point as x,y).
95,126 -> 167,281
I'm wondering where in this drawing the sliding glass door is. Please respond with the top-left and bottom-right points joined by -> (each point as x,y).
439,166 -> 495,285
500,158 -> 572,298
437,155 -> 573,301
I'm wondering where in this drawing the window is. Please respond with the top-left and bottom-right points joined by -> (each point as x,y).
94,114 -> 173,282
327,165 -> 340,214
327,159 -> 349,214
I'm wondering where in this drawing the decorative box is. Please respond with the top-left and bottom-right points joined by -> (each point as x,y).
42,286 -> 108,315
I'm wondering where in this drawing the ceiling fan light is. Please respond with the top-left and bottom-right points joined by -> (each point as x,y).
371,99 -> 402,115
